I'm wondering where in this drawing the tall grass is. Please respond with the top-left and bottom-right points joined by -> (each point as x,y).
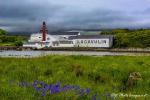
0,55 -> 150,100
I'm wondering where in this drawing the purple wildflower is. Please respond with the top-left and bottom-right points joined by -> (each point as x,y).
73,85 -> 80,91
35,87 -> 41,91
40,81 -> 46,87
32,80 -> 39,88
50,83 -> 61,94
85,88 -> 90,95
78,89 -> 84,96
61,85 -> 71,91
92,93 -> 97,100
97,96 -> 101,100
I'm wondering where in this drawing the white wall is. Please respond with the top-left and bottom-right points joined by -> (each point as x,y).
55,44 -> 74,47
28,34 -> 57,42
23,43 -> 42,49
29,34 -> 42,42
74,39 -> 110,47
23,42 -> 53,49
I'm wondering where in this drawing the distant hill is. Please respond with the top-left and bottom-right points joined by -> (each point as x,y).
8,29 -> 102,36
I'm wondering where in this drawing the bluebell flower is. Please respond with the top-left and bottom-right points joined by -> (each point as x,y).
54,82 -> 61,92
73,85 -> 80,91
71,85 -> 75,89
97,96 -> 101,100
50,87 -> 56,94
102,89 -> 111,100
66,85 -> 72,91
78,89 -> 84,96
35,87 -> 41,91
29,80 -> 95,98
92,93 -> 97,100
32,80 -> 39,88
44,84 -> 52,90
40,81 -> 46,87
61,85 -> 70,91
85,88 -> 90,95
41,90 -> 47,96
50,83 -> 61,94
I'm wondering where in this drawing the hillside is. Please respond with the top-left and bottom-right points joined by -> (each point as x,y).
101,29 -> 150,48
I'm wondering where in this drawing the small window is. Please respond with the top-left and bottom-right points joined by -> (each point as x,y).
47,38 -> 50,40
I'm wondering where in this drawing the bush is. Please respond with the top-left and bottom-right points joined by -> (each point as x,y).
0,29 -> 7,35
14,41 -> 23,46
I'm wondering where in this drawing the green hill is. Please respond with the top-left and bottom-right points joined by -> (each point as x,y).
101,29 -> 150,48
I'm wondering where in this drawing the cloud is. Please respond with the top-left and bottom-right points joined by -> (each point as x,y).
0,0 -> 150,32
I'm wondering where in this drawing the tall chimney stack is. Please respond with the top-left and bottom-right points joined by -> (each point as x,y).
40,21 -> 48,41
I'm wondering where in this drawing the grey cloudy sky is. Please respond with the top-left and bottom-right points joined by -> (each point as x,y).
1,0 -> 150,32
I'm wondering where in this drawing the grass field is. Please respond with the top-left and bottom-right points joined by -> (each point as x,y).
0,55 -> 150,100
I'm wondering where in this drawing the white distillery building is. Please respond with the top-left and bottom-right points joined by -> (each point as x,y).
23,32 -> 113,49
23,22 -> 113,49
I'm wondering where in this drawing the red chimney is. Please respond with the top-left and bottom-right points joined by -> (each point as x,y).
40,21 -> 48,41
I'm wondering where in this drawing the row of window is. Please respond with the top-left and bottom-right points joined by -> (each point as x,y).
38,37 -> 50,40
59,41 -> 73,44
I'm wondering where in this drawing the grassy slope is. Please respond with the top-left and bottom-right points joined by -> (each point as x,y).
0,55 -> 150,100
0,42 -> 15,46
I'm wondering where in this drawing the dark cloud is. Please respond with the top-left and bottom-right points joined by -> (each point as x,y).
53,9 -> 136,29
0,1 -> 64,20
0,0 -> 150,32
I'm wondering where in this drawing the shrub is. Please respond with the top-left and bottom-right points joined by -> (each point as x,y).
14,41 -> 23,46
71,64 -> 83,77
44,69 -> 53,76
0,29 -> 7,35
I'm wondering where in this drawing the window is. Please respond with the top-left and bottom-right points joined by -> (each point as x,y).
84,40 -> 87,44
47,38 -> 50,40
59,41 -> 73,44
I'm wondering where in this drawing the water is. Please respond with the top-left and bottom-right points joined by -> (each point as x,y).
0,50 -> 150,57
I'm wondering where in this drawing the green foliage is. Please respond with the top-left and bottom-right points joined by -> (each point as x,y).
0,35 -> 26,46
0,29 -> 27,46
14,41 -> 23,46
0,29 -> 7,35
101,29 -> 150,48
0,55 -> 150,100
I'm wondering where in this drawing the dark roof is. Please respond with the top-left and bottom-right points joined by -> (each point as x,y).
68,35 -> 114,40
50,32 -> 79,35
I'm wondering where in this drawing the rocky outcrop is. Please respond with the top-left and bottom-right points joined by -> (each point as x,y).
127,72 -> 142,88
